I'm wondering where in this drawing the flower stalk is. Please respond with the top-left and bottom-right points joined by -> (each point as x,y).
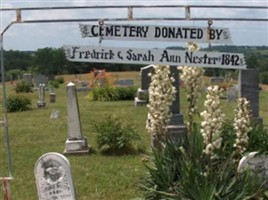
178,42 -> 204,134
233,97 -> 252,157
200,85 -> 225,159
146,65 -> 176,150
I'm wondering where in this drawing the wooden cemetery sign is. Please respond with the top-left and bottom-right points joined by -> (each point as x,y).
63,45 -> 246,69
79,24 -> 232,44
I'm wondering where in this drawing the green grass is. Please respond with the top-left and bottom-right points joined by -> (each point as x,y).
0,72 -> 267,199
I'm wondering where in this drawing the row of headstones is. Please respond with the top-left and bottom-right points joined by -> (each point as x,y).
34,82 -> 90,199
134,65 -> 262,124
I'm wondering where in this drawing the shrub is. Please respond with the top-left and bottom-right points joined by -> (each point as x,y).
116,86 -> 137,100
6,94 -> 32,112
14,81 -> 32,93
94,114 -> 141,155
260,71 -> 268,85
91,86 -> 119,101
55,76 -> 64,84
91,86 -> 137,101
48,80 -> 60,89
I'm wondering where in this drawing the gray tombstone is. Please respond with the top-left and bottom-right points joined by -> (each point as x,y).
238,152 -> 268,189
37,84 -> 46,108
64,82 -> 90,155
50,93 -> 56,103
211,77 -> 224,85
76,81 -> 90,92
166,66 -> 187,143
115,79 -> 134,87
23,73 -> 33,85
238,69 -> 262,123
135,65 -> 154,106
227,87 -> 238,102
141,65 -> 154,90
35,152 -> 76,200
34,74 -> 48,88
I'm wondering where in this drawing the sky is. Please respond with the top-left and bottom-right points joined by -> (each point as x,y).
0,0 -> 267,51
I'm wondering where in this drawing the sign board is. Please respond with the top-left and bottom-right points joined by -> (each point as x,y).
63,45 -> 246,69
79,24 -> 232,44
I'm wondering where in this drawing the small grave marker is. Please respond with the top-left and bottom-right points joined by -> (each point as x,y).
115,79 -> 134,86
35,152 -> 76,200
238,152 -> 268,188
37,84 -> 46,108
34,74 -> 48,88
134,65 -> 154,106
23,73 -> 33,85
211,77 -> 224,85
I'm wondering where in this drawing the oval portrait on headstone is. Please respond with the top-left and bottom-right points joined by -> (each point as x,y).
41,159 -> 64,184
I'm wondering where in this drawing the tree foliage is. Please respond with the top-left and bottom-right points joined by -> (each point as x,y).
1,46 -> 268,82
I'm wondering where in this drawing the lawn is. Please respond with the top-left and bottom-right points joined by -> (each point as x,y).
0,71 -> 267,199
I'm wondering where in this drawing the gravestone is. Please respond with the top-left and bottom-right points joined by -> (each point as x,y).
50,109 -> 60,119
115,79 -> 134,87
238,69 -> 262,124
166,66 -> 187,143
35,152 -> 76,200
37,84 -> 46,108
238,152 -> 268,188
134,65 -> 154,106
227,87 -> 238,102
76,81 -> 90,92
211,77 -> 224,85
50,93 -> 56,103
34,74 -> 48,88
23,73 -> 33,85
64,82 -> 90,155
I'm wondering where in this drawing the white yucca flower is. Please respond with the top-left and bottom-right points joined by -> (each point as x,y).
177,42 -> 204,134
201,85 -> 225,159
233,98 -> 252,155
146,65 -> 176,147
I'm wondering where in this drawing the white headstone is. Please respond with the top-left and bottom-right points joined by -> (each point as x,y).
34,152 -> 76,200
37,84 -> 46,108
64,82 -> 90,155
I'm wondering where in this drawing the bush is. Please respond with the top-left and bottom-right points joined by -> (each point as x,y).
260,71 -> 268,85
115,86 -> 137,100
48,80 -> 60,89
6,94 -> 32,112
91,86 -> 137,101
14,81 -> 32,93
94,114 -> 141,155
55,76 -> 64,84
141,125 -> 265,199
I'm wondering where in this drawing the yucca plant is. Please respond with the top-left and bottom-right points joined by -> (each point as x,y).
141,124 -> 264,200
